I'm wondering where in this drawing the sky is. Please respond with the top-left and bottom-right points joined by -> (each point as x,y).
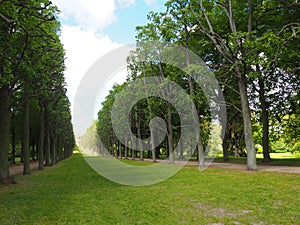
51,0 -> 166,122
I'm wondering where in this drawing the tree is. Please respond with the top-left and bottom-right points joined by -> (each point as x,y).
0,0 -> 74,181
81,120 -> 100,153
186,0 -> 257,170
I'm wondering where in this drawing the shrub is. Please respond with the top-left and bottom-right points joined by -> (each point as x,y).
291,141 -> 300,157
255,144 -> 263,154
270,140 -> 290,153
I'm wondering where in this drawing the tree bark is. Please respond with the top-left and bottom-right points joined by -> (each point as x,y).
222,129 -> 229,161
131,135 -> 135,160
234,133 -> 240,157
0,86 -> 11,181
124,133 -> 128,159
150,128 -> 156,162
118,140 -> 122,159
238,74 -> 257,170
197,135 -> 205,168
167,104 -> 174,164
54,133 -> 58,163
197,0 -> 257,170
258,77 -> 272,162
57,136 -> 63,161
11,112 -> 16,164
44,109 -> 52,166
143,67 -> 156,163
45,132 -> 51,166
135,109 -> 144,161
50,127 -> 57,164
185,35 -> 204,168
22,92 -> 31,175
38,101 -> 44,170
178,138 -> 184,159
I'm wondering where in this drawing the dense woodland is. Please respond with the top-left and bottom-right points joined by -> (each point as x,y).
0,0 -> 75,182
81,0 -> 300,170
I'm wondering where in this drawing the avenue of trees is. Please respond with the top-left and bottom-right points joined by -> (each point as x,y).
0,0 -> 75,182
80,0 -> 300,170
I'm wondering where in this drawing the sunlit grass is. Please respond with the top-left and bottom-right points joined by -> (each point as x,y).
0,152 -> 299,225
256,152 -> 296,159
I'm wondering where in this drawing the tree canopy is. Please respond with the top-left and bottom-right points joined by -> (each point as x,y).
93,0 -> 300,170
0,0 -> 75,182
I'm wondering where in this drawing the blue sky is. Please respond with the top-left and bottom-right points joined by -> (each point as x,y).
51,0 -> 166,134
103,1 -> 165,44
51,0 -> 166,101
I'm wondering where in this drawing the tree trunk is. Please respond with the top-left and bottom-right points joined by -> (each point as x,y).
190,140 -> 194,157
234,134 -> 240,157
64,141 -> 69,159
167,104 -> 174,164
150,129 -> 156,162
258,77 -> 272,162
124,137 -> 128,159
57,136 -> 63,161
131,135 -> 135,160
197,135 -> 205,168
155,133 -> 160,159
45,132 -> 51,166
238,74 -> 257,170
11,113 -> 16,164
54,135 -> 58,163
110,138 -> 114,157
186,42 -> 204,167
31,143 -> 36,161
50,128 -> 57,164
222,129 -> 229,161
45,110 -> 52,166
143,66 -> 156,162
135,110 -> 144,161
38,102 -> 44,170
118,140 -> 122,159
178,138 -> 184,159
0,86 -> 11,181
22,93 -> 31,175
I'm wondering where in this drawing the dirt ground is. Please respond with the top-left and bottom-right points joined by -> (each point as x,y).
9,161 -> 40,176
203,161 -> 300,173
9,159 -> 300,176
158,159 -> 300,174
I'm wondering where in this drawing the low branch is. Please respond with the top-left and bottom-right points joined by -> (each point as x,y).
287,67 -> 300,74
190,3 -> 234,64
221,101 -> 242,113
0,13 -> 13,23
276,22 -> 300,36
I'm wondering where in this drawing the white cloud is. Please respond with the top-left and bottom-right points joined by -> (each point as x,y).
51,0 -> 144,134
60,25 -> 120,108
53,0 -> 116,32
144,0 -> 156,5
118,0 -> 136,8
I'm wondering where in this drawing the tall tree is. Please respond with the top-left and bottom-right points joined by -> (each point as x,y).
188,0 -> 257,170
0,0 -> 73,180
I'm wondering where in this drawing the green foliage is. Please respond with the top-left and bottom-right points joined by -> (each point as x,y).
270,139 -> 291,153
291,141 -> 300,157
0,0 -> 74,177
255,144 -> 263,154
81,120 -> 100,151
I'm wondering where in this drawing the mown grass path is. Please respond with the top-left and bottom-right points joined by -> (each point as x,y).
9,154 -> 300,176
1,153 -> 299,224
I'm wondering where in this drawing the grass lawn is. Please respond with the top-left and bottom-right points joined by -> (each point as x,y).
211,152 -> 300,166
256,152 -> 297,159
0,153 -> 299,225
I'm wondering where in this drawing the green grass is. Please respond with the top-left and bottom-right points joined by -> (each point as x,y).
210,152 -> 300,166
0,153 -> 299,225
256,152 -> 296,159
